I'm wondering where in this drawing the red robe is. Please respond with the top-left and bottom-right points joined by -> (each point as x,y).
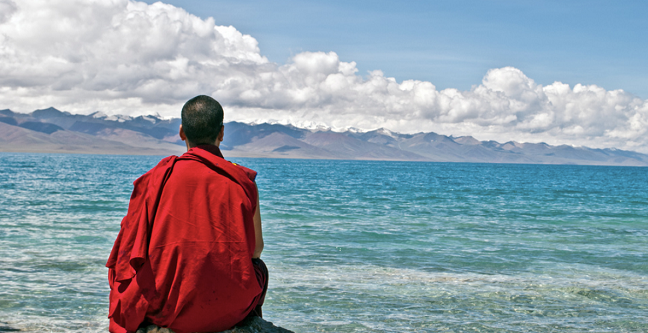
106,145 -> 261,333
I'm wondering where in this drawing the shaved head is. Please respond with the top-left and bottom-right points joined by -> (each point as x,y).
181,95 -> 224,146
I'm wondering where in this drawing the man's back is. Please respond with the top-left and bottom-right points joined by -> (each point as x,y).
107,146 -> 262,333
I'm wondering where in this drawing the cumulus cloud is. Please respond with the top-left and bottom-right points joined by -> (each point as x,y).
0,0 -> 17,24
1,0 -> 647,152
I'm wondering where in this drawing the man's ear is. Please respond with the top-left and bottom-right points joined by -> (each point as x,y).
217,125 -> 224,142
179,124 -> 187,141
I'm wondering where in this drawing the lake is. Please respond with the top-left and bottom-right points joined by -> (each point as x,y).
0,153 -> 646,332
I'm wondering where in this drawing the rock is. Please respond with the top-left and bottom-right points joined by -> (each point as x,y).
135,317 -> 294,333
0,323 -> 20,332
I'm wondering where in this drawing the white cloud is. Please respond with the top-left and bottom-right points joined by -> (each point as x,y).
1,0 -> 647,152
0,0 -> 17,24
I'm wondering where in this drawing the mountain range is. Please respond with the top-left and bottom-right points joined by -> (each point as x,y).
1,107 -> 647,166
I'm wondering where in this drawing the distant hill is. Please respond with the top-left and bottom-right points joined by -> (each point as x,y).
0,108 -> 184,155
1,107 -> 647,166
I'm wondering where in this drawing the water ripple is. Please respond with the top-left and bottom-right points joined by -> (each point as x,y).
1,154 -> 647,332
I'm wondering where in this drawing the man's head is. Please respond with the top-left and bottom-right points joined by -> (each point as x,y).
180,95 -> 224,148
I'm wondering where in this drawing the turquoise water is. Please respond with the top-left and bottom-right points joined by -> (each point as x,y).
0,153 -> 647,332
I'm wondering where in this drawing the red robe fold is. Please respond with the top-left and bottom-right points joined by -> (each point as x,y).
106,146 -> 261,333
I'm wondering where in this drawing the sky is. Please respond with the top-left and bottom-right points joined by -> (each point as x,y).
146,0 -> 648,97
1,0 -> 648,152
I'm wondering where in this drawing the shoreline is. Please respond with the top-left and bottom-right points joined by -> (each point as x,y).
2,148 -> 648,167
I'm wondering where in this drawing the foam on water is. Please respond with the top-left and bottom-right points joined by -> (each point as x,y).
1,153 -> 647,332
262,262 -> 647,332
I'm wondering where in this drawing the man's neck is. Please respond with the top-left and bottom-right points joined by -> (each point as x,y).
186,140 -> 221,151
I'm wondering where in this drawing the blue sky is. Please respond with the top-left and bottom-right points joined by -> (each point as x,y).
143,0 -> 648,98
2,0 -> 648,151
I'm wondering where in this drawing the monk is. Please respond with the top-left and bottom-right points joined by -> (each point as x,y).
106,95 -> 268,333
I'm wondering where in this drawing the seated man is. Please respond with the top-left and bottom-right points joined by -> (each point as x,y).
106,95 -> 268,333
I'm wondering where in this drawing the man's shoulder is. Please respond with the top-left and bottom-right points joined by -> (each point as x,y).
230,162 -> 257,182
132,155 -> 178,187
156,155 -> 177,168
